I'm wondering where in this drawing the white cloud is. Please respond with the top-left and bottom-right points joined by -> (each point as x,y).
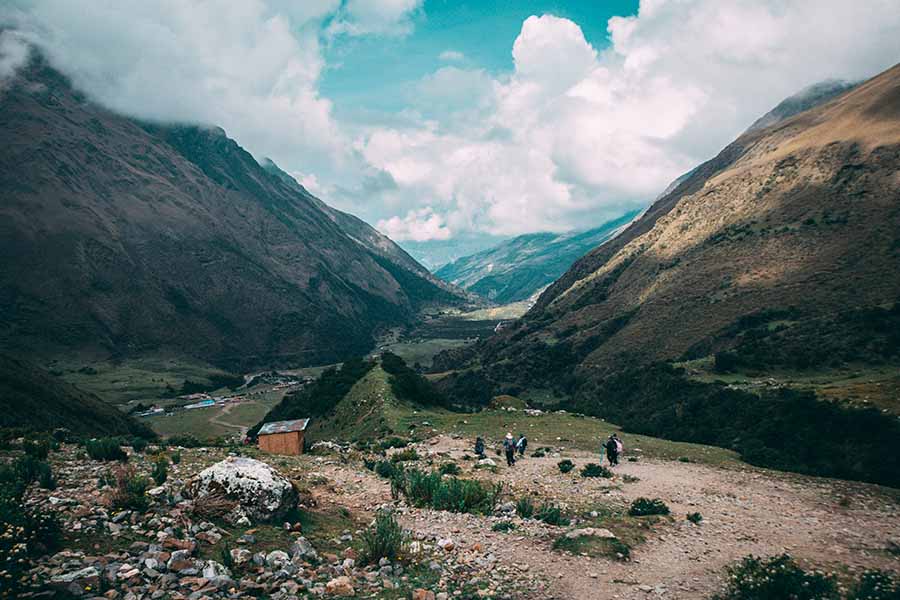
0,30 -> 30,90
359,2 -> 900,239
4,0 -> 347,178
327,0 -> 423,37
439,49 -> 464,61
377,208 -> 451,241
4,0 -> 900,243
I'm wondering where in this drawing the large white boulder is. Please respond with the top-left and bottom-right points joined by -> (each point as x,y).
184,457 -> 298,523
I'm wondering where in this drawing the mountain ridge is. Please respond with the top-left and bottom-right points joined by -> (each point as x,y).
435,211 -> 641,304
0,54 -> 464,370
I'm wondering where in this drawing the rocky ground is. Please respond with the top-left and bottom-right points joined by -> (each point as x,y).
12,429 -> 900,600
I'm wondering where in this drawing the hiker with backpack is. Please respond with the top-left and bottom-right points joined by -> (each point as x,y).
503,432 -> 517,466
605,433 -> 622,466
516,434 -> 528,457
474,436 -> 486,459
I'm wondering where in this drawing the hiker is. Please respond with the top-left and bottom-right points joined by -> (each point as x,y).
474,436 -> 486,459
503,432 -> 517,466
516,433 -> 528,457
604,434 -> 621,466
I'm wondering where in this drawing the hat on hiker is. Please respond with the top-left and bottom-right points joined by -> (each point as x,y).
506,433 -> 513,439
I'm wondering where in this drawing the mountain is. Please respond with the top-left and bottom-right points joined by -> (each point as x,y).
435,211 -> 641,304
0,354 -> 153,438
400,233 -> 511,271
0,55 -> 464,370
745,79 -> 858,133
436,66 -> 900,486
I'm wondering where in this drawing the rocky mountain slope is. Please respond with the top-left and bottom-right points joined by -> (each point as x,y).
435,211 -> 640,304
0,354 -> 153,438
435,64 -> 900,487
0,56 -> 463,370
479,63 -> 900,376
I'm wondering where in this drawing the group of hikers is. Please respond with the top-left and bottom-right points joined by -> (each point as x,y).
473,432 -> 624,467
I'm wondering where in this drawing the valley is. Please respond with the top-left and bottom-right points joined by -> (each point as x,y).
2,11 -> 899,599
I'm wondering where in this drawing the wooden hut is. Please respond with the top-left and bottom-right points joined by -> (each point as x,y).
257,418 -> 309,455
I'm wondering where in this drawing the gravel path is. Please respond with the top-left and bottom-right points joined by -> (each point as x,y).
316,435 -> 900,599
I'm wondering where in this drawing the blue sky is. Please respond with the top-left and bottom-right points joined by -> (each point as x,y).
320,0 -> 639,119
6,0 -> 900,259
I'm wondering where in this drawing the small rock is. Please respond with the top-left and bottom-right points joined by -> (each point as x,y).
325,575 -> 355,596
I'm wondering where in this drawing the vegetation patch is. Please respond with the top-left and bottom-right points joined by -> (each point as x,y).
515,496 -> 535,519
491,520 -> 517,532
581,463 -> 612,478
358,511 -> 407,565
557,459 -> 575,473
570,362 -> 900,487
628,498 -> 670,517
536,503 -> 570,526
686,512 -> 703,524
85,437 -> 127,461
390,469 -> 502,515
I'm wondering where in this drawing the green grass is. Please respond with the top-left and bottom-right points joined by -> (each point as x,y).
679,358 -> 900,416
397,406 -> 740,466
306,366 -> 415,442
379,338 -> 472,368
55,355 -> 235,406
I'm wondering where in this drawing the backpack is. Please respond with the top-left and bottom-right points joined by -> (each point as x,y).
615,439 -> 623,453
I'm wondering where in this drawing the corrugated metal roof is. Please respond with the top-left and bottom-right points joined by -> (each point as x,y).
258,418 -> 310,435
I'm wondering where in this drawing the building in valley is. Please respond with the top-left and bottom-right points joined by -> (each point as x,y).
257,418 -> 309,455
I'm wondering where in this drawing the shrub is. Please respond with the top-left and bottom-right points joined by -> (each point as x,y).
686,512 -> 703,524
37,463 -> 56,490
536,503 -> 570,526
439,462 -> 461,476
581,463 -> 612,478
622,474 -> 641,483
850,570 -> 900,600
491,521 -> 516,532
13,455 -> 44,485
557,459 -> 575,474
189,490 -> 237,521
23,439 -> 50,460
167,434 -> 203,448
108,465 -> 150,512
516,496 -> 535,519
131,437 -> 149,453
170,451 -> 181,465
219,541 -> 234,570
358,511 -> 406,565
392,469 -> 501,515
86,438 -> 127,461
629,497 -> 670,517
374,460 -> 402,480
379,437 -> 409,450
151,458 -> 168,485
390,447 -> 419,463
678,456 -> 693,463
531,449 -> 546,458
0,471 -> 61,598
712,554 -> 839,600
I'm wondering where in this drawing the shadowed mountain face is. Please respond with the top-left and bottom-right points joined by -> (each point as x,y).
447,63 -> 900,390
435,211 -> 641,304
0,354 -> 153,438
0,57 -> 462,370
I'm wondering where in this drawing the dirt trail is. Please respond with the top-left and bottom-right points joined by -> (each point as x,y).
312,435 -> 900,600
208,402 -> 253,438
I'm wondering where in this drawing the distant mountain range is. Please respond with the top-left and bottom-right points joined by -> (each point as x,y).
400,233 -> 512,271
0,54 -> 465,370
435,211 -> 641,304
